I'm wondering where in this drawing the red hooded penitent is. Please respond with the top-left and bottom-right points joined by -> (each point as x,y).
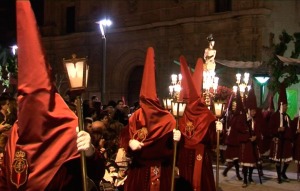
1,1 -> 79,190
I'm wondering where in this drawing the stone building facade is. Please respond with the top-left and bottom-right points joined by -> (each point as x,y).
40,0 -> 300,106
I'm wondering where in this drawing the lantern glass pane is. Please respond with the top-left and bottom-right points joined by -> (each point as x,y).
65,61 -> 84,88
171,102 -> 186,117
163,98 -> 173,110
214,103 -> 223,117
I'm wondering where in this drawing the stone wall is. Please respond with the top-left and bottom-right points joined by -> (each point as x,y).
41,0 -> 300,106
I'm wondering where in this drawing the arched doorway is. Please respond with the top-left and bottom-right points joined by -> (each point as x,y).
127,65 -> 143,106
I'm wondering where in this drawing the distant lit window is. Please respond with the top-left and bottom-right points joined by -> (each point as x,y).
66,6 -> 75,34
215,0 -> 232,12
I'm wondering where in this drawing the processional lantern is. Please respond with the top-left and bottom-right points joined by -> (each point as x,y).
63,54 -> 89,91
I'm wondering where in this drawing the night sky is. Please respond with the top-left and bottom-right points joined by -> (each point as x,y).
0,0 -> 43,47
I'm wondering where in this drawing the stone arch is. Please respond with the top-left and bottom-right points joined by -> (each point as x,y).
107,48 -> 146,104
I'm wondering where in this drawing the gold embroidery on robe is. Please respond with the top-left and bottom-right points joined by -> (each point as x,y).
185,121 -> 195,139
133,127 -> 148,142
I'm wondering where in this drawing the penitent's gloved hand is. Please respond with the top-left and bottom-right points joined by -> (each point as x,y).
173,129 -> 181,142
76,126 -> 95,157
129,139 -> 144,151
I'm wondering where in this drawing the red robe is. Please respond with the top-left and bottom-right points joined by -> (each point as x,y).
119,99 -> 176,191
223,113 -> 240,161
269,111 -> 293,162
237,115 -> 262,167
175,56 -> 216,191
177,99 -> 216,191
259,110 -> 273,155
291,117 -> 300,163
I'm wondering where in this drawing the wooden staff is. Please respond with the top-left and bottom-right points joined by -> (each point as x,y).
216,119 -> 222,189
171,115 -> 179,191
76,96 -> 88,191
171,101 -> 185,191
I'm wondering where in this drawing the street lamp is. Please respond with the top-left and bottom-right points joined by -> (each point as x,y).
9,45 -> 18,89
63,54 -> 89,191
254,74 -> 270,106
96,19 -> 112,104
10,45 -> 18,55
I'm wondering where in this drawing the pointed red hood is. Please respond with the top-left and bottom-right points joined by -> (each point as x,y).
179,56 -> 216,147
129,47 -> 175,147
192,58 -> 204,96
17,3 -> 51,94
278,82 -> 287,109
4,1 -> 79,190
179,56 -> 199,102
179,56 -> 192,101
139,47 -> 157,100
245,87 -> 257,110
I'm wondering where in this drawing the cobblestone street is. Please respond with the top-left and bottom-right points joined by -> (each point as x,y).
215,162 -> 299,191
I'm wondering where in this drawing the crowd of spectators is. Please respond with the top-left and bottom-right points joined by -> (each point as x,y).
73,96 -> 139,190
0,93 -> 17,176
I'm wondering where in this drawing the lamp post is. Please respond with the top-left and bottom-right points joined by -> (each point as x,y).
254,74 -> 270,106
8,45 -> 18,93
63,54 -> 89,191
11,45 -> 18,55
213,102 -> 225,190
96,19 -> 112,104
